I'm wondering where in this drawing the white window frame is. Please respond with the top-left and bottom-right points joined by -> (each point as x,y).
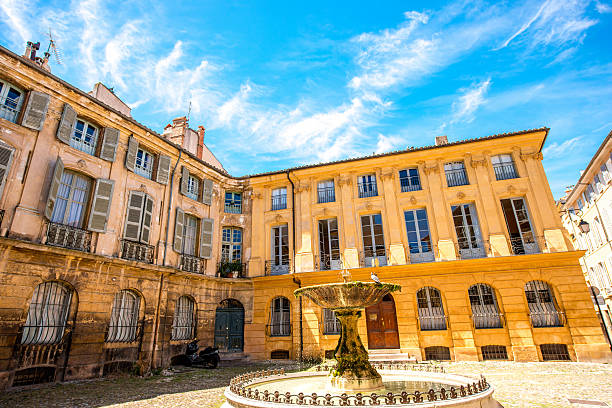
404,208 -> 434,263
182,214 -> 198,256
358,174 -> 378,198
271,187 -> 287,210
50,170 -> 91,228
317,180 -> 335,203
0,78 -> 24,123
222,227 -> 242,262
186,174 -> 200,201
134,147 -> 154,179
491,154 -> 518,180
71,118 -> 99,156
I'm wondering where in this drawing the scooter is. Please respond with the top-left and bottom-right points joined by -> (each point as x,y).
181,340 -> 220,368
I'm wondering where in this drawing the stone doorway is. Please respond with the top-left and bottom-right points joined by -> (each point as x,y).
365,294 -> 400,349
214,299 -> 244,352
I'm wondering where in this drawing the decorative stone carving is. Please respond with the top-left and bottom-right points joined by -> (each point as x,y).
409,195 -> 417,205
380,171 -> 394,181
507,185 -> 517,195
520,151 -> 543,161
338,177 -> 352,187
423,164 -> 439,175
275,214 -> 283,223
251,192 -> 262,200
457,191 -> 466,199
365,202 -> 373,211
471,158 -> 487,168
76,159 -> 86,170
138,184 -> 147,193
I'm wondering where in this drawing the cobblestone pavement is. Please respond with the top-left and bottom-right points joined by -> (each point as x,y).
1,361 -> 610,408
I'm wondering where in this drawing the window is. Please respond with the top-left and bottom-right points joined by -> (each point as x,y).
134,147 -> 154,179
225,192 -> 242,213
361,213 -> 386,266
70,119 -> 98,155
323,309 -> 341,335
404,209 -> 433,263
358,174 -> 378,198
270,224 -> 289,274
577,198 -> 584,210
417,287 -> 446,330
444,161 -> 468,187
123,191 -> 154,244
270,297 -> 291,336
601,164 -> 610,184
173,208 -> 214,260
586,184 -> 595,203
525,280 -> 563,328
593,217 -> 605,246
272,187 -> 287,210
468,284 -> 502,329
182,214 -> 198,256
0,141 -> 15,200
540,344 -> 570,361
399,168 -> 421,192
186,174 -> 200,201
0,78 -> 24,123
501,198 -> 538,255
491,154 -> 518,180
594,174 -> 604,193
597,262 -> 612,288
222,227 -> 242,262
318,218 -> 341,270
318,180 -> 335,203
451,204 -> 485,259
481,345 -> 508,360
171,296 -> 196,340
107,290 -> 140,343
21,281 -> 72,345
424,346 -> 451,361
51,170 -> 92,228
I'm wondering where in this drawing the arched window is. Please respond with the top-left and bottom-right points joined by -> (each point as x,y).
172,296 -> 196,340
21,282 -> 72,345
524,280 -> 563,327
417,287 -> 446,330
107,290 -> 140,343
468,284 -> 502,329
269,297 -> 291,336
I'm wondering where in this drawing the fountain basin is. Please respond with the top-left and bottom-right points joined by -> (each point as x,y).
294,282 -> 401,310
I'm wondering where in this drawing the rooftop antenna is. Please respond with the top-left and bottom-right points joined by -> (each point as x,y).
46,29 -> 63,65
186,100 -> 192,124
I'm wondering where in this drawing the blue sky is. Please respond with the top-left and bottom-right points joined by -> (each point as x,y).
1,0 -> 611,197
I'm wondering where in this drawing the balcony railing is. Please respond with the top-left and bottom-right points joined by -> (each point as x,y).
472,313 -> 504,329
180,254 -> 205,274
266,323 -> 292,337
529,310 -> 566,328
445,169 -> 469,187
271,196 -> 287,211
323,318 -> 341,335
121,240 -> 155,264
0,97 -> 20,123
359,250 -> 387,268
45,222 -> 91,252
225,202 -> 242,214
217,261 -> 247,278
316,254 -> 343,271
457,242 -> 486,260
357,182 -> 378,198
265,260 -> 290,275
509,236 -> 539,255
400,179 -> 422,192
418,315 -> 448,331
409,250 -> 435,263
493,163 -> 518,181
317,187 -> 335,203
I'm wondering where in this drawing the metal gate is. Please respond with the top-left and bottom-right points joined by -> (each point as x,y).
417,287 -> 447,330
525,280 -> 563,327
214,299 -> 244,352
468,284 -> 502,329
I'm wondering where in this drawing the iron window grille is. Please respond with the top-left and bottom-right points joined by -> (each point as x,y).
417,287 -> 447,331
491,154 -> 518,180
323,309 -> 341,335
21,281 -> 72,345
481,345 -> 508,360
525,280 -> 565,328
424,346 -> 451,361
358,175 -> 378,198
106,290 -> 140,343
134,148 -> 154,179
171,296 -> 196,340
0,79 -> 23,123
317,181 -> 335,203
270,350 -> 290,359
271,188 -> 287,210
70,119 -> 98,156
540,344 -> 570,361
468,283 -> 503,329
399,168 -> 421,192
225,192 -> 242,213
444,162 -> 469,187
120,239 -> 155,264
269,297 -> 291,336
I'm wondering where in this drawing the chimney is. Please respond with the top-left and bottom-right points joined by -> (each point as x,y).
197,126 -> 205,159
40,52 -> 51,72
435,135 -> 448,146
164,116 -> 187,147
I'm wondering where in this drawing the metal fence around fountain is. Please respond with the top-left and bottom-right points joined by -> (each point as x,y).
228,367 -> 490,406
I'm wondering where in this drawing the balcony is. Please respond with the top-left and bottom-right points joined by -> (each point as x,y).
217,261 -> 247,278
418,315 -> 448,331
0,96 -> 20,123
180,254 -> 205,274
457,241 -> 486,260
409,250 -> 435,263
358,182 -> 378,198
493,163 -> 518,181
509,236 -> 539,255
445,169 -> 469,187
529,310 -> 566,328
266,323 -> 292,337
265,260 -> 290,275
224,202 -> 242,214
359,250 -> 387,268
271,195 -> 287,211
316,254 -> 343,271
317,186 -> 335,203
120,240 -> 155,264
45,222 -> 91,252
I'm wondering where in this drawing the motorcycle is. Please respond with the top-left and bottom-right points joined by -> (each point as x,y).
178,340 -> 220,368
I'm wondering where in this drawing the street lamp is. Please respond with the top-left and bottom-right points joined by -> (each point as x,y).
578,219 -> 590,233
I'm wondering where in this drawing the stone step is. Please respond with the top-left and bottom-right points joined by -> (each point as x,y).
368,349 -> 417,362
219,351 -> 249,361
368,348 -> 402,355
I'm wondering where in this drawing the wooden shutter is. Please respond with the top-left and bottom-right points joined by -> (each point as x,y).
87,178 -> 115,232
140,195 -> 154,243
0,143 -> 15,200
123,191 -> 144,241
99,127 -> 119,162
180,166 -> 189,196
156,154 -> 171,185
56,103 -> 76,144
199,217 -> 214,259
173,207 -> 185,253
125,136 -> 139,171
21,91 -> 50,131
201,178 -> 213,205
44,157 -> 64,220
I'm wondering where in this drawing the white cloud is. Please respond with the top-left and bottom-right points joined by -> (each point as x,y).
0,0 -> 33,49
375,134 -> 403,153
595,1 -> 612,13
450,79 -> 491,124
542,136 -> 583,158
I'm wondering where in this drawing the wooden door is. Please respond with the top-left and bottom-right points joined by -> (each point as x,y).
365,294 -> 400,349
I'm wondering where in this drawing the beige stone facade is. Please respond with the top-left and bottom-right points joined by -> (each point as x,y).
0,43 -> 610,390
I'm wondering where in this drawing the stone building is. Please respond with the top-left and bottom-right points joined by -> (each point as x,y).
0,43 -> 610,390
560,131 -> 612,347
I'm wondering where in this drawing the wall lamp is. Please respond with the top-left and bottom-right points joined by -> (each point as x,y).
559,208 -> 590,233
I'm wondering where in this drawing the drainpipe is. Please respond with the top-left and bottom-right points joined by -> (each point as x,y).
163,149 -> 182,265
151,272 -> 165,369
590,285 -> 612,351
286,170 -> 303,362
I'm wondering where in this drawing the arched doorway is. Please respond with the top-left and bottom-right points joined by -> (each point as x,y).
214,299 -> 244,352
365,294 -> 400,349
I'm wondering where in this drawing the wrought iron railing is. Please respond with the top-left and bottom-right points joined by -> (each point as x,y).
180,253 -> 205,274
45,222 -> 91,252
408,250 -> 435,263
265,260 -> 290,275
225,202 -> 242,214
316,254 -> 343,271
217,261 -> 247,278
509,236 -> 539,255
400,179 -> 422,192
358,182 -> 378,198
457,242 -> 486,259
471,313 -> 504,329
493,163 -> 518,180
0,96 -> 20,123
266,323 -> 292,337
120,240 -> 155,264
445,168 -> 469,187
359,250 -> 387,267
13,323 -> 72,370
529,310 -> 566,328
418,315 -> 448,331
105,319 -> 144,343
317,187 -> 335,203
323,318 -> 341,335
271,196 -> 287,211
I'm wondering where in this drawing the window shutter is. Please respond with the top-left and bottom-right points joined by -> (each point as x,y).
125,136 -> 139,171
156,154 -> 171,185
173,207 -> 185,253
180,166 -> 189,196
199,217 -> 214,259
140,195 -> 154,243
0,143 -> 15,199
87,178 -> 115,232
45,157 -> 64,220
201,178 -> 213,205
99,127 -> 119,162
123,191 -> 144,241
56,103 -> 76,144
21,91 -> 50,131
